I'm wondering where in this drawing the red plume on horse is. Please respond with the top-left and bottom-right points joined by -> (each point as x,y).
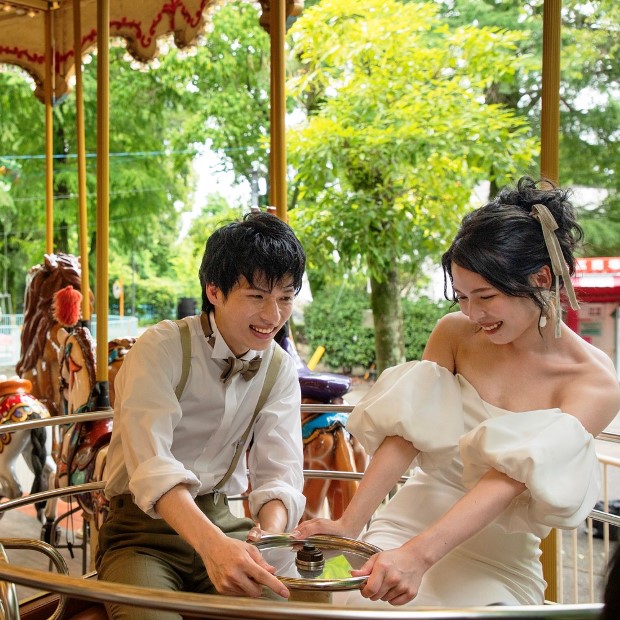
53,285 -> 83,329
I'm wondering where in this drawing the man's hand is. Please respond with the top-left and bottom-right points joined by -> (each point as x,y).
201,532 -> 289,598
155,486 -> 289,598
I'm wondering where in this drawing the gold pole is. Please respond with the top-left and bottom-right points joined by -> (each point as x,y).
270,0 -> 287,220
269,55 -> 276,207
539,0 -> 562,603
44,10 -> 54,254
73,0 -> 90,321
96,0 -> 110,387
540,0 -> 561,185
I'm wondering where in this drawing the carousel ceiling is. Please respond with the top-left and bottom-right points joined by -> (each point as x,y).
0,0 -> 261,102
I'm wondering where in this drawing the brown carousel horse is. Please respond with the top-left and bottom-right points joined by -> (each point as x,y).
16,253 -> 90,419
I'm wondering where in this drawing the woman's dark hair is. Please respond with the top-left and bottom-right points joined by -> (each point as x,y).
199,211 -> 306,313
441,176 -> 584,314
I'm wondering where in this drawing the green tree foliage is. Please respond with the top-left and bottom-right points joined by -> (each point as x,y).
0,1 -> 268,317
287,0 -> 536,373
440,0 -> 620,252
0,49 -> 197,311
164,0 -> 271,189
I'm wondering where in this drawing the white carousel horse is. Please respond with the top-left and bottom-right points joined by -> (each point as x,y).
42,326 -> 134,545
0,377 -> 55,523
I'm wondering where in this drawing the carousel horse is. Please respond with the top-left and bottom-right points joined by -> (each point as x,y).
0,376 -> 55,523
42,327 -> 136,542
276,330 -> 368,521
16,253 -> 90,419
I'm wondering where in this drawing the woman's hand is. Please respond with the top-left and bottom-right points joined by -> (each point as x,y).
291,516 -> 358,540
246,523 -> 263,542
352,543 -> 430,606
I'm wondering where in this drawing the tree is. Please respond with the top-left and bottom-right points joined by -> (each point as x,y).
440,0 -> 620,252
287,0 -> 536,373
0,1 -> 270,314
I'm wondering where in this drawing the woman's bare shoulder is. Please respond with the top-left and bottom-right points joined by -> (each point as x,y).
423,311 -> 478,370
562,334 -> 620,435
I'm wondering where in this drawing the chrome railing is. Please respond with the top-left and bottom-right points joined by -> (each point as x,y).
0,561 -> 605,619
0,407 -> 618,616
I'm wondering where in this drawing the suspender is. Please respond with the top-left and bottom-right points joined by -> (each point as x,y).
174,319 -> 192,400
173,318 -> 284,499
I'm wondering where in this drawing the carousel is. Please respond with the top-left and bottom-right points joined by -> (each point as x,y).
0,0 -> 615,618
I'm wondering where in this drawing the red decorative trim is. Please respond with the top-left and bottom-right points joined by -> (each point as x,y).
1,0 -> 211,72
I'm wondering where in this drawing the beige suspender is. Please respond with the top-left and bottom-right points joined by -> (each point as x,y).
174,319 -> 192,400
173,318 -> 284,499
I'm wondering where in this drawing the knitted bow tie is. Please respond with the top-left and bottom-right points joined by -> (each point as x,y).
200,312 -> 262,385
220,356 -> 262,385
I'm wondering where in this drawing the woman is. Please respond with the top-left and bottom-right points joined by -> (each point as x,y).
293,177 -> 620,607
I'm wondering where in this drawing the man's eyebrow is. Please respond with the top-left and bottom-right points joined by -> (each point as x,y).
249,282 -> 296,293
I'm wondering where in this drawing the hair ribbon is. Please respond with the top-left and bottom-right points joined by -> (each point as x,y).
530,203 -> 580,338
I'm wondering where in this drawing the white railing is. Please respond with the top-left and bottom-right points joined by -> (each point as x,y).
0,314 -> 140,366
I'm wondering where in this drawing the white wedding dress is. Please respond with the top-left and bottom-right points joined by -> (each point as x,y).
344,360 -> 600,607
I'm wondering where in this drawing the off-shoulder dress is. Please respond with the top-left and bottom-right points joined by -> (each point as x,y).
346,360 -> 600,607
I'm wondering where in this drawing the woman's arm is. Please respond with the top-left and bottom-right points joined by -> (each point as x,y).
354,469 -> 525,605
293,435 -> 418,539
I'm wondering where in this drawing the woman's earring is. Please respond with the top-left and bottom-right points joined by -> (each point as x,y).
539,314 -> 548,328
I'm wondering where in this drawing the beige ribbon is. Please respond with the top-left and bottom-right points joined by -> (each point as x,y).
200,312 -> 262,384
531,203 -> 580,338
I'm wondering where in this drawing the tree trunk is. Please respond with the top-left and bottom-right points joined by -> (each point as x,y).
370,265 -> 405,376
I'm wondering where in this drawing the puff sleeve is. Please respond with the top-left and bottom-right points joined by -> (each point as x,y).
460,411 -> 601,537
346,360 -> 465,455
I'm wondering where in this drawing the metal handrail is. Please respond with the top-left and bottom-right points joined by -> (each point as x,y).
0,538 -> 69,620
0,477 -> 612,618
0,561 -> 606,619
0,402 -> 356,435
2,406 -> 618,440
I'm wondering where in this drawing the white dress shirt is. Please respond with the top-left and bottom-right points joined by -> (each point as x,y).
104,313 -> 305,530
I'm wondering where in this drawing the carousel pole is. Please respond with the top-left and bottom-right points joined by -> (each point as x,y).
95,0 -> 110,408
44,9 -> 54,254
539,0 -> 562,603
73,0 -> 90,326
270,0 -> 287,221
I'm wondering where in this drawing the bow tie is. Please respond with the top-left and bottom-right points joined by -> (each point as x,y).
200,312 -> 262,385
220,356 -> 262,385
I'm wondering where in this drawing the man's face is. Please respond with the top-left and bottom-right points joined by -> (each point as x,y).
207,275 -> 296,357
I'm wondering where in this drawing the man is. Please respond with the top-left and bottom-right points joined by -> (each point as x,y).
97,212 -> 307,619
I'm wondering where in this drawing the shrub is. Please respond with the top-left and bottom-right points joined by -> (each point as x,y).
303,285 -> 453,373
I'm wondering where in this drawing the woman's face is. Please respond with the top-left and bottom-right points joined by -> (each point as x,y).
451,263 -> 540,344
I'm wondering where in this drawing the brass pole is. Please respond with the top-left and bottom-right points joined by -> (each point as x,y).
269,58 -> 276,207
270,0 -> 287,220
540,0 -> 561,185
44,10 -> 54,254
539,0 -> 562,603
73,0 -> 90,322
96,0 -> 110,389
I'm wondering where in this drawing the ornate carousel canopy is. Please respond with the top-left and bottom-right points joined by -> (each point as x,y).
0,0 -> 228,103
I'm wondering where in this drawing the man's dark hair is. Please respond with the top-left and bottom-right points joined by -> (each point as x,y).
199,211 -> 306,313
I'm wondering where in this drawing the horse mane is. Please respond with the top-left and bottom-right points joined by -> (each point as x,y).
69,327 -> 97,396
16,253 -> 84,376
